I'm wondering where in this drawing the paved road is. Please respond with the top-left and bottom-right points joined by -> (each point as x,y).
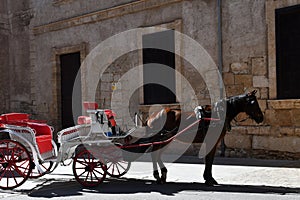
1,156 -> 300,200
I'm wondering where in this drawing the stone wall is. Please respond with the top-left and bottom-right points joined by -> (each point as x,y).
0,0 -> 32,113
0,0 -> 9,113
221,0 -> 300,160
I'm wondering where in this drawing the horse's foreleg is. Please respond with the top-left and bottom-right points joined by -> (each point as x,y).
203,146 -> 218,186
151,151 -> 161,183
220,138 -> 226,157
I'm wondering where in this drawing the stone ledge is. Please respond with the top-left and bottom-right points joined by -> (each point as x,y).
33,0 -> 183,35
252,135 -> 300,153
268,99 -> 300,109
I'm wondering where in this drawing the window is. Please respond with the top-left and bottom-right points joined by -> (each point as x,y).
276,5 -> 300,99
142,30 -> 176,105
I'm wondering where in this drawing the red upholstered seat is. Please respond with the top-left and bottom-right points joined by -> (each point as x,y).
77,116 -> 92,125
0,113 -> 53,154
26,122 -> 52,136
35,135 -> 53,154
0,113 -> 29,123
83,102 -> 98,110
26,122 -> 53,154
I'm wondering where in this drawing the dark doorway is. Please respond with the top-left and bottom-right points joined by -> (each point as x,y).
60,52 -> 82,129
142,30 -> 176,105
276,5 -> 300,99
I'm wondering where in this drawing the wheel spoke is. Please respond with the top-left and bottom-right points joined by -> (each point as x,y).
0,166 -> 7,181
77,170 -> 87,178
85,171 -> 90,182
10,167 -> 19,186
76,159 -> 89,166
116,162 -> 126,171
92,171 -> 101,181
93,168 -> 105,176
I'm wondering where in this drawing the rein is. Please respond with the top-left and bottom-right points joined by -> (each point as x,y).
120,117 -> 220,149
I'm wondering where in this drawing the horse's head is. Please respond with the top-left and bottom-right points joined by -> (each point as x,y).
242,90 -> 264,123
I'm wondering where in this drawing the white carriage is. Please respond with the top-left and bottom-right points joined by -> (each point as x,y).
0,102 -> 137,189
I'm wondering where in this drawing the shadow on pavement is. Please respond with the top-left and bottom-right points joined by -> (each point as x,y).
134,154 -> 300,168
27,177 -> 300,198
174,156 -> 300,168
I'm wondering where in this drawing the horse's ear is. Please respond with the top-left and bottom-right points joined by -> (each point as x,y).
251,90 -> 257,96
247,90 -> 257,96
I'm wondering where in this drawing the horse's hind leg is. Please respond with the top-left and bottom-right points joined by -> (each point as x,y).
157,152 -> 167,183
151,151 -> 161,183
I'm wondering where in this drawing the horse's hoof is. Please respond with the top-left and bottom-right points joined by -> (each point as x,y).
161,168 -> 167,184
160,177 -> 167,184
155,178 -> 162,184
161,174 -> 167,184
205,178 -> 218,186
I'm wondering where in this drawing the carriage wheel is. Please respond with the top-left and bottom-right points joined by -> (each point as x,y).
72,149 -> 107,187
103,144 -> 131,178
106,158 -> 131,178
0,140 -> 32,190
29,161 -> 53,178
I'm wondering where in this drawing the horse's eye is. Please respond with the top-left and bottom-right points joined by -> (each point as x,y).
250,100 -> 255,105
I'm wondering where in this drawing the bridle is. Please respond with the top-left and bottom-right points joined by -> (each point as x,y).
233,115 -> 250,123
232,95 -> 257,123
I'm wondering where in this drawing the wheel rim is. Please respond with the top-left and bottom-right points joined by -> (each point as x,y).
29,161 -> 53,178
105,148 -> 130,178
0,140 -> 32,189
101,144 -> 130,178
73,150 -> 106,187
106,159 -> 131,178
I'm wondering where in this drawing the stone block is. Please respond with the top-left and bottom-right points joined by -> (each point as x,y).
295,128 -> 300,137
231,126 -> 247,134
279,127 -> 295,136
230,62 -> 250,74
223,72 -> 234,85
258,99 -> 267,112
100,82 -> 111,91
100,73 -> 113,82
251,57 -> 267,76
246,126 -> 260,135
252,135 -> 300,153
269,126 -> 281,137
225,84 -> 244,96
224,133 -> 252,149
259,126 -> 271,135
235,75 -> 253,87
264,109 -> 292,126
268,100 -> 295,109
260,87 -> 268,99
253,76 -> 268,87
294,101 -> 300,108
291,109 -> 300,126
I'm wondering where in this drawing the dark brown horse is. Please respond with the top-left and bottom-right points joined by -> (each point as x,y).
122,90 -> 263,185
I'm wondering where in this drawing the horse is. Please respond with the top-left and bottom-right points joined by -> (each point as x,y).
121,90 -> 263,185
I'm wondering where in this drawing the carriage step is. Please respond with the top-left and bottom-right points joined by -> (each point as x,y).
43,156 -> 58,162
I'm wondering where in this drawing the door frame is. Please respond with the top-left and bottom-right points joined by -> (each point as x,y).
266,0 -> 300,99
51,43 -> 87,130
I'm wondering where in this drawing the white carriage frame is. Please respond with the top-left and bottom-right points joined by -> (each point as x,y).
0,108 -> 138,175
